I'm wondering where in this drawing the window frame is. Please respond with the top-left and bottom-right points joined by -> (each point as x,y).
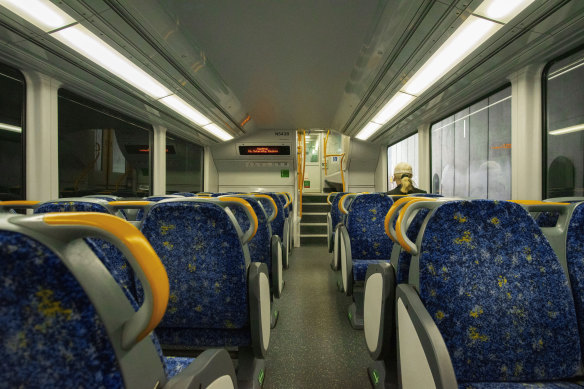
387,131 -> 419,189
541,44 -> 584,199
57,89 -> 154,197
0,62 -> 26,199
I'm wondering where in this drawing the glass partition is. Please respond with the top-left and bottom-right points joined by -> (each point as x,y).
58,90 -> 153,197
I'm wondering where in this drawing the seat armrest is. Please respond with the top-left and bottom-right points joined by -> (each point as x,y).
163,348 -> 238,389
338,225 -> 353,295
395,284 -> 457,389
270,235 -> 283,298
364,262 -> 396,361
248,262 -> 271,358
327,213 -> 333,253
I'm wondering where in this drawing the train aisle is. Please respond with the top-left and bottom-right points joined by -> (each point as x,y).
264,245 -> 371,388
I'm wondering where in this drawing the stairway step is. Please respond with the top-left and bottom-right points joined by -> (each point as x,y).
300,224 -> 327,234
300,235 -> 328,246
302,203 -> 329,213
301,213 -> 328,223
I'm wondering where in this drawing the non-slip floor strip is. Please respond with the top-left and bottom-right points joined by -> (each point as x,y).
264,245 -> 371,388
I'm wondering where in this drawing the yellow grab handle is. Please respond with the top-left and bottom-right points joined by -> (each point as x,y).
396,199 -> 436,253
384,197 -> 422,241
252,194 -> 278,222
327,192 -> 338,205
509,200 -> 569,205
109,201 -> 151,207
0,200 -> 40,208
220,197 -> 258,240
277,192 -> 291,208
44,212 -> 169,342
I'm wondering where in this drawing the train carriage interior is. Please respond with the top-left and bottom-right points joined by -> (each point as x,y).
1,0 -> 584,388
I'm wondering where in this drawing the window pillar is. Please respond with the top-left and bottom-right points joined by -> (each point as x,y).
152,125 -> 166,195
22,71 -> 60,201
509,64 -> 545,200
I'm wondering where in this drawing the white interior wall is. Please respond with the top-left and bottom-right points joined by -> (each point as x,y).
204,146 -> 219,192
346,139 -> 381,192
374,146 -> 387,192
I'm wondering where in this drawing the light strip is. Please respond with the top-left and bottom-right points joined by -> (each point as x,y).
355,122 -> 382,141
371,92 -> 416,125
53,25 -> 172,99
0,123 -> 21,133
402,16 -> 501,97
0,0 -> 235,142
159,95 -> 212,126
355,0 -> 534,141
0,0 -> 75,31
549,124 -> 584,136
203,123 -> 234,141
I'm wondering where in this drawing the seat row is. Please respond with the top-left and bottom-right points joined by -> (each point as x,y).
358,197 -> 584,388
0,192 -> 292,388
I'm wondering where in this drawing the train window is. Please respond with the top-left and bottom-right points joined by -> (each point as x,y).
387,133 -> 418,190
431,85 -> 511,199
166,134 -> 204,194
0,63 -> 25,200
58,90 -> 153,198
544,49 -> 584,198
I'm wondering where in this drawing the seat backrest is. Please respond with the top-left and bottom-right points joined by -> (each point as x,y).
264,193 -> 286,238
1,230 -> 123,387
228,196 -> 271,272
140,200 -> 249,331
415,199 -> 580,383
35,199 -> 112,214
346,193 -> 394,260
565,202 -> 584,359
34,200 -> 137,299
330,192 -> 347,228
395,208 -> 430,284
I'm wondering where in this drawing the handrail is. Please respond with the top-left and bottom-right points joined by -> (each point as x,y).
297,131 -> 304,218
324,129 -> 330,175
322,129 -> 346,192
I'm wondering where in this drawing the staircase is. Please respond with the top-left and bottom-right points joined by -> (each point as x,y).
300,193 -> 329,245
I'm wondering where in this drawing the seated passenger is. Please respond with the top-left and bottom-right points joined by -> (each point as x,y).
385,162 -> 426,195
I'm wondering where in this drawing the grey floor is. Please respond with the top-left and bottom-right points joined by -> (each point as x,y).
263,245 -> 372,389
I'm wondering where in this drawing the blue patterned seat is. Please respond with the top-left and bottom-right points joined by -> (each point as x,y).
264,193 -> 286,239
35,200 -> 111,214
395,208 -> 430,284
139,200 -> 258,349
1,216 -> 237,387
1,230 -> 124,387
346,194 -> 394,282
407,200 -> 581,386
565,202 -> 584,357
34,200 -> 138,301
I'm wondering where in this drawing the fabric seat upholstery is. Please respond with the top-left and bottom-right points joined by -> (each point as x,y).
417,200 -> 580,383
1,231 -> 123,387
140,201 -> 251,347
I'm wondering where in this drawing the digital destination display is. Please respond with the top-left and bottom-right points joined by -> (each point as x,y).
239,145 -> 290,155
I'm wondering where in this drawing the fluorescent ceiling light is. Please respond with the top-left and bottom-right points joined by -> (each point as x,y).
0,0 -> 75,31
371,92 -> 416,125
355,122 -> 382,141
474,0 -> 535,24
549,124 -> 584,136
203,123 -> 234,141
53,25 -> 171,99
0,123 -> 21,133
159,95 -> 212,126
403,16 -> 501,96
